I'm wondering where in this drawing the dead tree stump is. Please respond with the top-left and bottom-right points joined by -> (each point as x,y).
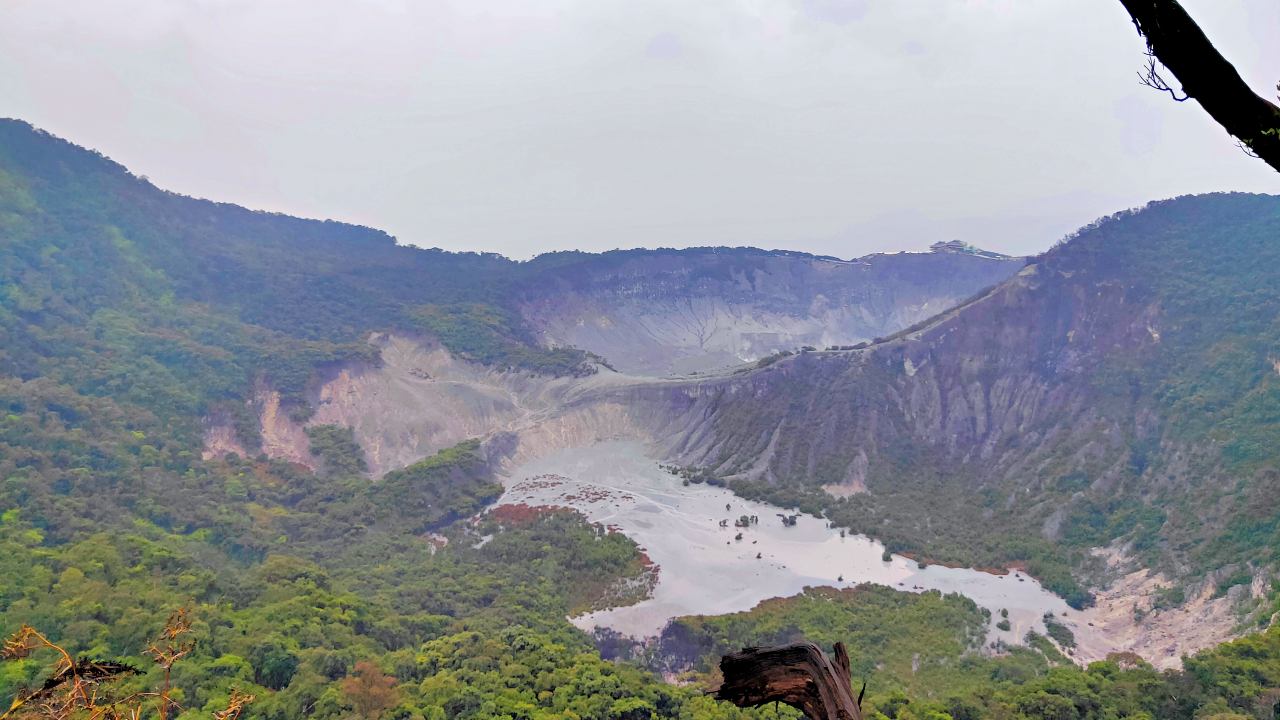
715,642 -> 863,720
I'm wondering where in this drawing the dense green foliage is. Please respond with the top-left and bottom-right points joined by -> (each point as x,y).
0,376 -> 744,718
644,584 -> 1280,720
0,501 -> 783,719
410,303 -> 606,376
652,586 -> 997,698
306,424 -> 369,477
0,120 -> 594,430
1063,196 -> 1280,581
373,440 -> 502,534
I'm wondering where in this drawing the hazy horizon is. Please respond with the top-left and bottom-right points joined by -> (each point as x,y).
3,0 -> 1277,260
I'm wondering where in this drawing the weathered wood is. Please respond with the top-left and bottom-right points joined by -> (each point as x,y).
715,642 -> 862,720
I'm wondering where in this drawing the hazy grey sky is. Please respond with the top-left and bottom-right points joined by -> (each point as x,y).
2,1 -> 1276,259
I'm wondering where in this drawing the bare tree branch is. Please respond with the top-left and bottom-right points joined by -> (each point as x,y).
1118,0 -> 1280,174
1138,51 -> 1188,102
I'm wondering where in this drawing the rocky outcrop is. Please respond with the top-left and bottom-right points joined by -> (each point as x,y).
304,334 -> 535,475
1074,546 -> 1267,669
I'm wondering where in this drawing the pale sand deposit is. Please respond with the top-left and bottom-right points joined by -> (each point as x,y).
497,441 -> 1096,650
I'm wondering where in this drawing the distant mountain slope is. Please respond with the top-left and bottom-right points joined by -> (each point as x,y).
0,118 -> 1019,409
517,246 -> 1023,375
655,193 -> 1280,605
0,119 -> 601,437
11,121 -> 1280,717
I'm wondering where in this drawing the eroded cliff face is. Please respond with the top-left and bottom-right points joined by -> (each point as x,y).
201,383 -> 317,469
519,247 -> 1024,376
669,258 -> 1161,492
518,252 -> 1159,493
307,335 -> 531,475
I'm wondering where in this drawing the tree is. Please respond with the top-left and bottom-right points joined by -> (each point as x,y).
1117,0 -> 1280,173
339,661 -> 399,720
248,639 -> 298,691
1,613 -> 252,720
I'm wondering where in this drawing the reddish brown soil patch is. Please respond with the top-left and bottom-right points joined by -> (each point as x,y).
486,502 -> 575,525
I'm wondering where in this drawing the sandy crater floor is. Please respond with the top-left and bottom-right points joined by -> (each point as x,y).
496,440 -> 1099,651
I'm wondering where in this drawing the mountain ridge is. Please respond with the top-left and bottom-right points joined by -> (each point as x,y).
628,193 -> 1280,605
8,118 -> 1280,717
516,245 -> 1023,375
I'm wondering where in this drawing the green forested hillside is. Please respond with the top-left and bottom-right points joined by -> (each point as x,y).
1064,195 -> 1280,580
6,119 -> 1280,720
0,119 -> 594,435
0,119 -> 653,718
648,586 -> 1280,720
